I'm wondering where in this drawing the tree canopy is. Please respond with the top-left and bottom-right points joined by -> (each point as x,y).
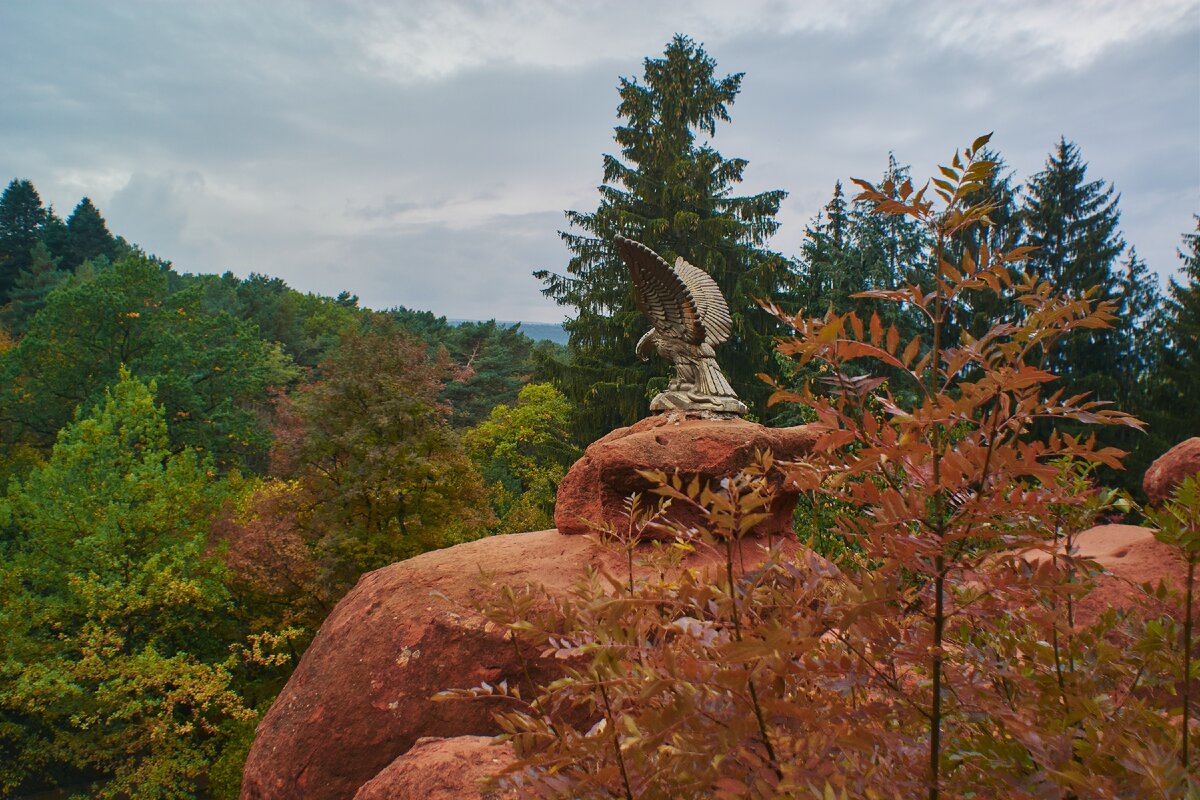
0,252 -> 298,470
0,370 -> 246,798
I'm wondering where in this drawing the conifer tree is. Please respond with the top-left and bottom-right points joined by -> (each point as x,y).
1157,216 -> 1200,444
0,240 -> 66,335
802,160 -> 928,304
850,155 -> 930,301
536,35 -> 787,442
39,207 -> 70,263
796,181 -> 851,314
63,196 -> 117,271
1020,138 -> 1125,399
0,179 -> 48,304
1112,248 -> 1164,405
796,157 -> 929,347
1108,247 -> 1167,481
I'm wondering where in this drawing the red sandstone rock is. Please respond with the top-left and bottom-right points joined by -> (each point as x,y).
241,528 -> 799,800
554,414 -> 817,539
352,736 -> 517,800
243,415 -> 1188,800
240,530 -> 589,800
1022,524 -> 1189,625
1143,437 -> 1200,506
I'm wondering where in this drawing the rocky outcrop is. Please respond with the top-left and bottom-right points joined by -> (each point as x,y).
555,413 -> 818,539
1143,437 -> 1200,505
241,528 -> 799,800
1022,524 -> 1188,625
240,529 -> 588,800
351,736 -> 517,800
244,417 -> 1195,799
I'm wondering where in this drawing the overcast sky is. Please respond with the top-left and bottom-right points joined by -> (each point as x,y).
2,1 -> 1197,323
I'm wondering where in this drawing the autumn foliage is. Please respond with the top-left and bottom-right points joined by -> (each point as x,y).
215,316 -> 494,636
454,138 -> 1199,798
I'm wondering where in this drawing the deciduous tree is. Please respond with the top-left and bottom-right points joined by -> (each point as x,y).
464,382 -> 579,533
0,252 -> 298,469
267,316 -> 494,597
0,370 -> 247,798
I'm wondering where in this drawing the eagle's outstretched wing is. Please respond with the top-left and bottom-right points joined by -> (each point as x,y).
614,235 -> 732,347
672,256 -> 732,346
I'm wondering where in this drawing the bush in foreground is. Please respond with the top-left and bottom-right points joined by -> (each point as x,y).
446,137 -> 1197,799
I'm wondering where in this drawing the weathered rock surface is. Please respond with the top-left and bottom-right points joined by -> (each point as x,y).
352,736 -> 517,800
1143,437 -> 1200,505
555,413 -> 818,539
240,529 -> 590,800
241,528 -> 799,800
1023,524 -> 1188,625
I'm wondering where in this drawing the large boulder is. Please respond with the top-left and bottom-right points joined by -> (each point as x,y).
352,736 -> 516,800
1143,437 -> 1200,505
1022,524 -> 1188,625
241,529 -> 590,800
241,528 -> 800,800
555,413 -> 818,539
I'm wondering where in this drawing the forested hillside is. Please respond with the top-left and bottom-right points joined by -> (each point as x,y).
0,33 -> 1196,800
0,179 -> 579,798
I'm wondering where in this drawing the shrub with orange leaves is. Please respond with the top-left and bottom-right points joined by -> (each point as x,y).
447,137 -> 1195,799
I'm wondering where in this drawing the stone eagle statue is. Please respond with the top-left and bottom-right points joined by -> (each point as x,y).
614,235 -> 748,416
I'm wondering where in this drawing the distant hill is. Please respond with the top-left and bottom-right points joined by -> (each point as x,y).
448,319 -> 568,345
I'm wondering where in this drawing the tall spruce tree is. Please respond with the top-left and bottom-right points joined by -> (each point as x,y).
1020,138 -> 1125,400
797,157 -> 929,346
1112,248 -> 1165,408
63,196 -> 117,271
795,181 -> 852,315
1108,247 -> 1168,483
850,155 -> 930,303
535,35 -> 787,443
39,207 -> 70,263
1156,216 -> 1200,445
0,179 -> 48,304
789,158 -> 932,418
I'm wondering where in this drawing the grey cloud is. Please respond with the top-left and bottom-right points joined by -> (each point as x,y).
0,2 -> 1195,323
272,210 -> 568,322
346,189 -> 506,222
716,8 -> 1200,274
108,171 -> 211,266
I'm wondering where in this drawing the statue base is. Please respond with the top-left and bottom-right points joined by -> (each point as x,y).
649,390 -> 748,416
554,414 -> 818,539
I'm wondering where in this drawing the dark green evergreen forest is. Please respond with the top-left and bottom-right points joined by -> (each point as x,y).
0,35 -> 1196,799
